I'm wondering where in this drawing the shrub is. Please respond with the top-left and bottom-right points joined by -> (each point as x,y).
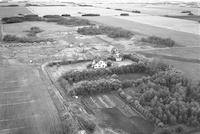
43,15 -> 61,18
141,36 -> 176,47
1,16 -> 24,24
115,9 -> 122,11
82,14 -> 100,16
56,17 -> 91,26
120,13 -> 129,16
3,34 -> 51,43
23,14 -> 42,21
77,26 -> 133,38
132,10 -> 141,13
71,78 -> 122,96
61,14 -> 71,17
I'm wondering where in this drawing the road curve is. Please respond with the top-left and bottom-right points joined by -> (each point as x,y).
0,57 -> 63,134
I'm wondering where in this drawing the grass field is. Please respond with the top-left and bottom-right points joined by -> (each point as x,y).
3,21 -> 74,37
165,15 -> 200,22
95,3 -> 199,16
85,16 -> 200,47
141,47 -> 200,60
116,15 -> 199,35
27,6 -> 121,16
0,7 -> 32,17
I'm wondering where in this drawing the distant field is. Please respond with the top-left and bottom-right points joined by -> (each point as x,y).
3,21 -> 74,37
27,6 -> 121,16
0,7 -> 32,17
85,16 -> 200,47
116,15 -> 199,35
165,15 -> 200,22
142,47 -> 200,60
95,3 -> 199,16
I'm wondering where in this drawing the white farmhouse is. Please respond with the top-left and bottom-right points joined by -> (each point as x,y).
91,59 -> 107,69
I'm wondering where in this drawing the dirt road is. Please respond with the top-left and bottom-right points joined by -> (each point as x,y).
0,56 -> 63,134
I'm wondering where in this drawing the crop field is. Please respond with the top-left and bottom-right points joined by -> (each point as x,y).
162,58 -> 200,81
0,7 -> 32,17
166,15 -> 200,22
95,3 -> 199,16
116,15 -> 200,35
141,47 -> 200,60
27,6 -> 121,16
3,21 -> 74,37
86,16 -> 200,47
82,94 -> 154,134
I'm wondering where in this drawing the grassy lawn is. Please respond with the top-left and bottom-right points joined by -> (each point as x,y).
85,16 -> 200,47
0,7 -> 32,17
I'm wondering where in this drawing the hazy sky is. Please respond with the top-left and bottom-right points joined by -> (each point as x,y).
4,0 -> 200,2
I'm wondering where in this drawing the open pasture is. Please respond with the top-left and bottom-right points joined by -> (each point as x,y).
0,7 -> 32,17
27,6 -> 121,16
116,15 -> 200,35
141,47 -> 200,60
86,16 -> 200,47
165,15 -> 200,22
3,21 -> 74,37
95,3 -> 199,16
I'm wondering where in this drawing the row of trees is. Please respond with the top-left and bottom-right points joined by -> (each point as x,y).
77,25 -> 133,38
3,34 -> 52,43
1,15 -> 91,26
141,36 -> 176,47
70,78 -> 122,96
2,15 -> 42,24
61,60 -> 170,84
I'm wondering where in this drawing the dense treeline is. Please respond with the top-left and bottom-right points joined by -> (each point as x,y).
1,15 -> 91,26
60,57 -> 170,84
125,69 -> 200,128
82,14 -> 100,16
70,78 -> 122,96
1,15 -> 42,24
3,34 -> 52,43
141,36 -> 176,47
77,25 -> 133,38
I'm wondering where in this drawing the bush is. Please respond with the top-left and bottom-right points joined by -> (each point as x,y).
141,36 -> 176,47
132,10 -> 141,13
43,15 -> 61,18
3,34 -> 51,43
77,25 -> 133,39
2,16 -> 24,24
120,13 -> 129,16
1,15 -> 42,24
70,78 -> 122,96
61,14 -> 71,17
82,14 -> 100,16
23,14 -> 42,21
56,17 -> 91,26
